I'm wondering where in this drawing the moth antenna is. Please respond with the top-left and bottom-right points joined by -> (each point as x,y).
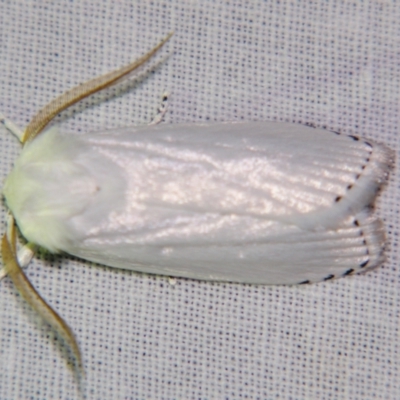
1,222 -> 83,375
22,31 -> 174,143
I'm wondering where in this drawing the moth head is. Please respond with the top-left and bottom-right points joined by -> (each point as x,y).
3,127 -> 94,252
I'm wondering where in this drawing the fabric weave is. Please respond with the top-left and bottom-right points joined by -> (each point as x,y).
0,1 -> 399,399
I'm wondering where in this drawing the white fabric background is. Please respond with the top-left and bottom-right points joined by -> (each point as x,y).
0,1 -> 399,399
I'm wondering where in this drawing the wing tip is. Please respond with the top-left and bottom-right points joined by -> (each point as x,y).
341,140 -> 394,215
296,213 -> 386,285
353,211 -> 386,273
367,141 -> 395,186
313,139 -> 394,231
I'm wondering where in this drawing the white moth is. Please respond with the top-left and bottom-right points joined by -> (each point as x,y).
0,33 -> 394,375
5,121 -> 393,285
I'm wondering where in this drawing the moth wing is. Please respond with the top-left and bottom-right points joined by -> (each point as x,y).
79,121 -> 393,231
4,122 -> 392,284
65,211 -> 385,285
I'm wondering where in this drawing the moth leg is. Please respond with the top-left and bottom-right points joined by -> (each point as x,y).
148,91 -> 169,125
168,277 -> 177,285
0,113 -> 25,142
0,214 -> 37,280
0,245 -> 35,280
0,268 -> 7,280
17,243 -> 36,268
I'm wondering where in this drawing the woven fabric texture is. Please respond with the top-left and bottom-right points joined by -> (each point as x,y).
0,1 -> 399,399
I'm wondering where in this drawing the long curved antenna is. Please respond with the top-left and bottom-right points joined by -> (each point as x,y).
22,32 -> 173,143
1,220 -> 83,372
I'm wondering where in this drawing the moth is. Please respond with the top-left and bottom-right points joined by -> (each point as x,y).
0,32 -> 394,375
